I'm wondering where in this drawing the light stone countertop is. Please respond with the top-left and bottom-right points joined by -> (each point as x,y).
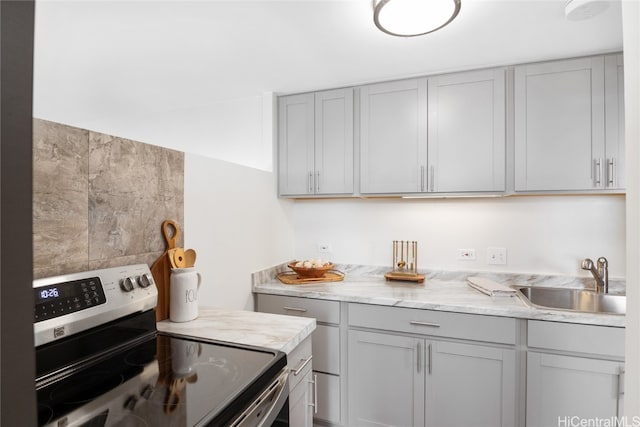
157,307 -> 316,355
252,264 -> 626,328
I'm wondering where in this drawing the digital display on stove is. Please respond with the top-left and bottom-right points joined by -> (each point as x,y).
34,277 -> 107,323
36,286 -> 70,302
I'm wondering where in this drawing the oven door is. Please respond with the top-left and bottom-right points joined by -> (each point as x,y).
225,368 -> 289,427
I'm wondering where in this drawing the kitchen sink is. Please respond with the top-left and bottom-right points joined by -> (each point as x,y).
513,286 -> 626,315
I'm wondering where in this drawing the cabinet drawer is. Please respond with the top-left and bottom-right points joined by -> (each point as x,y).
312,324 -> 340,375
348,303 -> 516,345
528,320 -> 625,358
288,336 -> 312,391
315,372 -> 341,424
256,294 -> 340,324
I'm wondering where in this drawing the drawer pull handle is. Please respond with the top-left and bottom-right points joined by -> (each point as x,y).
292,355 -> 313,376
283,306 -> 307,313
409,320 -> 441,328
308,374 -> 318,414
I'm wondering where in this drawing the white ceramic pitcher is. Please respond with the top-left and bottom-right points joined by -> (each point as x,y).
170,268 -> 201,322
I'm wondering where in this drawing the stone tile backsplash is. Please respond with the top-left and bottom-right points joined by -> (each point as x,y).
33,119 -> 184,279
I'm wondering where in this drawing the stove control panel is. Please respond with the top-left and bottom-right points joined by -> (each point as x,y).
34,264 -> 158,347
34,276 -> 107,322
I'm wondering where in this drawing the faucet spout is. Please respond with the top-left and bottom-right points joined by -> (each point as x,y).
581,257 -> 608,293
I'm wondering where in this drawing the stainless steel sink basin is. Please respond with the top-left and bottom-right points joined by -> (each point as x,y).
514,286 -> 626,315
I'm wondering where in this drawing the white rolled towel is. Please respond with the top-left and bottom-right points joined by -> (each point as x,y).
467,276 -> 517,297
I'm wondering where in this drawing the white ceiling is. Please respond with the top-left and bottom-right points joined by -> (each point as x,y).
33,0 -> 624,128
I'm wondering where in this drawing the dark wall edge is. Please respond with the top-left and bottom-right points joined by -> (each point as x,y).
1,1 -> 36,425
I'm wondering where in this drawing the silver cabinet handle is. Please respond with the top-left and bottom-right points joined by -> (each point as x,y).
617,368 -> 625,417
608,158 -> 615,187
416,342 -> 421,373
594,158 -> 603,187
420,166 -> 425,192
308,373 -> 318,414
308,171 -> 313,193
429,165 -> 435,192
409,320 -> 441,328
428,343 -> 433,374
316,171 -> 320,193
292,354 -> 312,376
283,306 -> 307,313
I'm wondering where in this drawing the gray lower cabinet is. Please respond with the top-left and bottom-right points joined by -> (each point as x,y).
348,330 -> 424,426
290,369 -> 315,426
425,340 -> 516,427
526,320 -> 625,427
347,330 -> 516,427
256,292 -> 625,427
255,294 -> 342,425
288,336 -> 315,426
347,303 -> 518,427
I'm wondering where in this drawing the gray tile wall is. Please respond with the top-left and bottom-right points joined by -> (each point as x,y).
33,119 -> 184,279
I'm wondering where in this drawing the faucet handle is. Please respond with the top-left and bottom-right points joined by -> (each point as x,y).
581,258 -> 594,270
597,257 -> 608,268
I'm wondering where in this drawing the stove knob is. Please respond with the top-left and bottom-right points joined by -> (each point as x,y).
120,277 -> 135,292
124,394 -> 138,410
140,384 -> 154,399
138,273 -> 153,288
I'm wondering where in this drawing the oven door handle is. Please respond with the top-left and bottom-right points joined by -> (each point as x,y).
229,367 -> 289,427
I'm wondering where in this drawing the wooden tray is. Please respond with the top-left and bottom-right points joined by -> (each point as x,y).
384,272 -> 425,284
277,270 -> 344,285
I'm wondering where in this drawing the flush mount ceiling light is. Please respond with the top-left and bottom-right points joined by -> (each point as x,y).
373,0 -> 462,37
564,0 -> 610,21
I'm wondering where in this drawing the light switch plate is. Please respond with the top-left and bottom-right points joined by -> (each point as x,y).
487,247 -> 507,265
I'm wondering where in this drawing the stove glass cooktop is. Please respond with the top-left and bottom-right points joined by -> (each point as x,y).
37,332 -> 284,427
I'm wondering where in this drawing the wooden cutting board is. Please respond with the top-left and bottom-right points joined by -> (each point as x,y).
151,219 -> 180,321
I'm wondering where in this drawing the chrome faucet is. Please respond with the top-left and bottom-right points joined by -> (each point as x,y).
581,257 -> 609,293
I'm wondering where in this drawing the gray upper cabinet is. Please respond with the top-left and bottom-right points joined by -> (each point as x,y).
604,54 -> 625,190
360,78 -> 428,194
278,53 -> 624,198
278,89 -> 354,196
514,54 -> 624,192
427,68 -> 506,192
359,70 -> 506,195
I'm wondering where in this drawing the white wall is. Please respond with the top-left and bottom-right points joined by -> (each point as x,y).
293,195 -> 626,278
35,93 -> 275,172
622,0 -> 640,416
184,153 -> 295,310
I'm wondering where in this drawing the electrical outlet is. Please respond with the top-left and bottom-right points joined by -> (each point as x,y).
458,249 -> 476,260
318,242 -> 332,253
487,247 -> 507,265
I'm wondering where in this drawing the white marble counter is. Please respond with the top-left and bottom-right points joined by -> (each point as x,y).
157,307 -> 316,355
252,264 -> 625,328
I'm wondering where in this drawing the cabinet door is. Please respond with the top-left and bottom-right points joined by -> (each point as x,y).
289,369 -> 314,427
425,340 -> 516,427
527,352 -> 624,427
514,56 -> 605,191
360,78 -> 428,194
427,68 -> 506,192
278,93 -> 315,196
315,372 -> 341,424
315,88 -> 354,195
604,54 -> 625,189
348,330 -> 425,426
